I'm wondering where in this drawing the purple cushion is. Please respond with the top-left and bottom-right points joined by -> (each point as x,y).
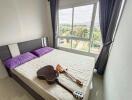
31,47 -> 54,57
4,52 -> 37,69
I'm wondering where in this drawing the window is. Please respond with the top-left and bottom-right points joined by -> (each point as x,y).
57,3 -> 102,55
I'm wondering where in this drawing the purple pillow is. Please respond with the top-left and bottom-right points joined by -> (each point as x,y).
31,47 -> 54,57
4,52 -> 37,69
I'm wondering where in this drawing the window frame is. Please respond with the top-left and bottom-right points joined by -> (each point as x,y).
56,3 -> 100,57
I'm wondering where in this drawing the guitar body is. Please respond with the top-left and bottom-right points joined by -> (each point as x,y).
37,65 -> 58,84
37,65 -> 84,100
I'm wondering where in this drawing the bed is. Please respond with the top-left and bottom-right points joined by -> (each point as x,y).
0,37 -> 95,100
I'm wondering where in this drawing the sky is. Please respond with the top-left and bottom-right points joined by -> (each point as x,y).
59,4 -> 99,26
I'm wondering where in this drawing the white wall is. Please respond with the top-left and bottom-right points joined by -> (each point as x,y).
0,0 -> 51,46
104,0 -> 132,100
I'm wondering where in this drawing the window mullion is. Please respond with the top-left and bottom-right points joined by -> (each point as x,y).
57,36 -> 90,41
71,7 -> 74,49
89,3 -> 97,52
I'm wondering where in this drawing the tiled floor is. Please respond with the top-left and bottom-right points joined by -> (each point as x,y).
0,73 -> 103,100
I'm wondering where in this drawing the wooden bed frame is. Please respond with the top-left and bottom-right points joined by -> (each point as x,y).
0,38 -> 48,100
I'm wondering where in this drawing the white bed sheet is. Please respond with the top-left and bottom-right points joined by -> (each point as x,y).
11,49 -> 95,100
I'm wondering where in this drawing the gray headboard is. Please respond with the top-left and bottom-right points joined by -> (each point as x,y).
0,46 -> 12,61
18,39 -> 42,54
0,37 -> 48,61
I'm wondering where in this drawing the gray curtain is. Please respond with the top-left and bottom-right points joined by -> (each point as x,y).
95,0 -> 123,75
49,0 -> 59,48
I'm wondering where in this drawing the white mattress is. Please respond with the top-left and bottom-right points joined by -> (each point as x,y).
11,49 -> 95,100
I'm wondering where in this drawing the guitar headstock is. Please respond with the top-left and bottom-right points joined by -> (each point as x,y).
73,91 -> 84,100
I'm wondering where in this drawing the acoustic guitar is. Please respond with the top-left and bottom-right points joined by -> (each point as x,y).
37,65 -> 84,100
56,64 -> 83,86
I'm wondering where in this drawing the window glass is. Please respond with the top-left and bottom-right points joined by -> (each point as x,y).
57,38 -> 71,48
58,4 -> 102,55
59,8 -> 72,36
73,5 -> 93,38
72,40 -> 90,52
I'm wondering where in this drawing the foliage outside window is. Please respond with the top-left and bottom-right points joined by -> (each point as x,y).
57,3 -> 102,55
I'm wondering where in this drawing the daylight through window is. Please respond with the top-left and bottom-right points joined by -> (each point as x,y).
57,3 -> 102,55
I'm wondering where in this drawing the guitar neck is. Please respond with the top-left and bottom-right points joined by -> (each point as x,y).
56,79 -> 84,100
63,70 -> 83,86
56,79 -> 73,94
64,70 -> 76,81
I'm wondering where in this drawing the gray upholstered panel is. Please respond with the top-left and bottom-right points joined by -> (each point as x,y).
0,46 -> 11,61
0,37 -> 48,60
18,39 -> 42,54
